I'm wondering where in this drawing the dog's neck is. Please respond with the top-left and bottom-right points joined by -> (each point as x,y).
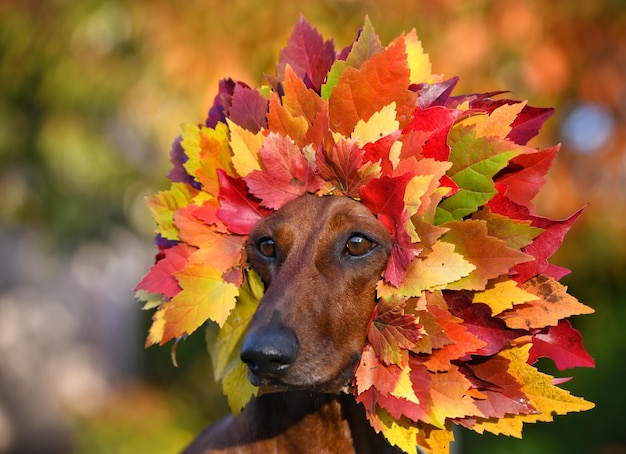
183,391 -> 401,454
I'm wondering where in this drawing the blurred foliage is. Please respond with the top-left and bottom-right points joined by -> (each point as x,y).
1,0 -> 625,453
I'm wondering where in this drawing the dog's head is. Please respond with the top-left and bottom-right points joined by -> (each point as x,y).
240,194 -> 392,392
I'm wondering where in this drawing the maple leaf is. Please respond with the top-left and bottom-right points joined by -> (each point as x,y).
469,97 -> 555,145
145,306 -> 167,347
245,133 -> 324,209
446,291 -> 528,357
360,173 -> 421,286
399,241 -> 475,297
427,365 -> 480,427
282,65 -> 326,127
528,319 -> 595,371
500,344 -> 595,426
435,128 -> 522,224
419,300 -> 486,371
441,219 -> 533,291
216,170 -> 273,235
343,16 -> 384,69
316,137 -> 379,197
181,122 -> 234,196
367,296 -> 424,367
274,15 -> 335,93
458,101 -> 526,140
134,243 -> 194,299
145,182 -> 199,241
328,36 -> 417,136
512,208 -> 583,282
498,275 -> 595,330
403,158 -> 452,219
228,84 -> 268,133
403,106 -> 465,161
352,102 -> 400,147
227,119 -> 263,177
495,146 -> 559,211
267,91 -> 309,147
472,276 -> 539,316
365,407 -> 420,454
167,135 -> 197,187
158,264 -> 239,345
472,207 -> 543,250
459,353 -> 535,421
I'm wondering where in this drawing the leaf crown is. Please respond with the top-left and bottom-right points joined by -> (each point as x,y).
135,16 -> 595,454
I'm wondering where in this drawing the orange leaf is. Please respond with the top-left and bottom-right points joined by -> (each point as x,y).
328,36 -> 416,136
498,275 -> 595,330
442,219 -> 533,291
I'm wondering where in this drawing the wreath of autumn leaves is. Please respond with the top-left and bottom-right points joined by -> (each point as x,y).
135,17 -> 595,454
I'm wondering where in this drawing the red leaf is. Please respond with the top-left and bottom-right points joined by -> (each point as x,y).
420,295 -> 486,371
495,146 -> 559,210
403,106 -> 465,161
528,320 -> 595,371
460,354 -> 535,420
316,138 -> 372,197
445,291 -> 527,358
228,84 -> 268,133
244,134 -> 324,209
368,297 -> 424,366
216,170 -> 273,235
275,15 -> 335,93
360,174 -> 420,286
134,244 -> 194,298
512,208 -> 583,282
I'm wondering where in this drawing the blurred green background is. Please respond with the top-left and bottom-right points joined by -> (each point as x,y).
1,1 -> 624,453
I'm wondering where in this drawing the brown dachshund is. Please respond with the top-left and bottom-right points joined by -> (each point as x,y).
183,194 -> 404,453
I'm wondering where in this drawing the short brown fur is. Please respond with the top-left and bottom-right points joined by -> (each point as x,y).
183,194 -> 403,453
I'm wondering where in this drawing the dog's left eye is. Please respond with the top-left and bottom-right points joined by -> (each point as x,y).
345,235 -> 377,257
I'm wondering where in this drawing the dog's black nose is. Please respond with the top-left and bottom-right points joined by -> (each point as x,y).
240,328 -> 299,378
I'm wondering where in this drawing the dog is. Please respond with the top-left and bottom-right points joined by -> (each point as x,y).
183,193 -> 404,453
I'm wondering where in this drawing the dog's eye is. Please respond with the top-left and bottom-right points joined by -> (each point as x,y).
257,237 -> 277,258
345,235 -> 377,257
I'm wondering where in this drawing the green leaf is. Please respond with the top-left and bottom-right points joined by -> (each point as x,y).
206,269 -> 263,412
435,128 -> 521,224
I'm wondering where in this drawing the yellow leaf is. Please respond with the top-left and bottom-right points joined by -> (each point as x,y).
470,413 -> 525,438
146,182 -> 198,240
162,265 -> 239,345
222,361 -> 258,415
399,241 -> 476,297
181,122 -> 233,194
472,277 -> 539,316
351,102 -> 399,147
403,29 -> 432,85
390,364 -> 420,405
145,306 -> 166,347
416,425 -> 456,454
374,409 -> 419,454
504,344 -> 595,423
459,101 -> 526,139
404,174 -> 434,221
227,119 -> 263,177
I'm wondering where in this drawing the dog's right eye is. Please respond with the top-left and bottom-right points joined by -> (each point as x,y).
256,237 -> 277,258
